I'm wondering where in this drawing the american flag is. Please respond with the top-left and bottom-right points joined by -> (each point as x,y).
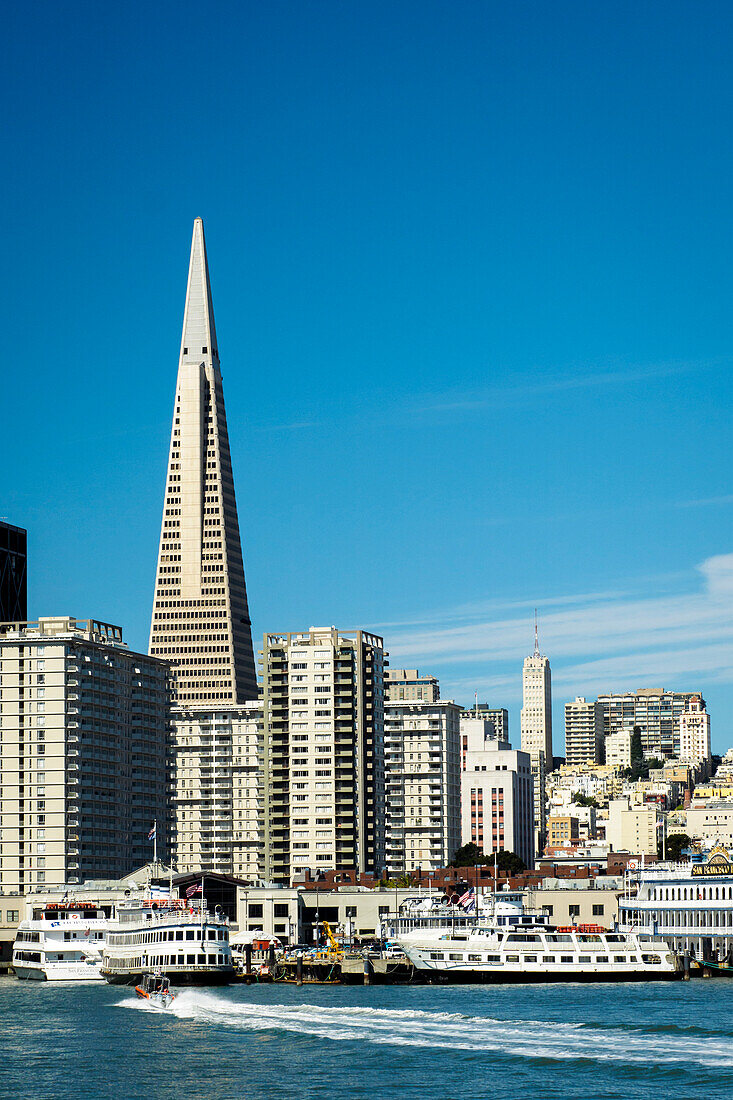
186,883 -> 203,898
458,887 -> 474,908
147,823 -> 156,840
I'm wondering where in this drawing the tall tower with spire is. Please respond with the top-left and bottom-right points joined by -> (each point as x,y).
520,612 -> 553,845
149,218 -> 257,704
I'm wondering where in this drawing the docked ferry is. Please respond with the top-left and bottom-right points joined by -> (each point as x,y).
399,900 -> 679,982
101,897 -> 234,986
13,901 -> 109,981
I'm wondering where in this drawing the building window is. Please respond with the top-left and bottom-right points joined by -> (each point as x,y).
592,904 -> 604,917
569,905 -> 580,918
248,904 -> 263,918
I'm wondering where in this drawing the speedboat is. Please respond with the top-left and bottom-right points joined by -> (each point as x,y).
134,972 -> 175,1008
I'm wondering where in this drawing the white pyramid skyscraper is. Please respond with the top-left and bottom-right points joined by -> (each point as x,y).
149,218 -> 257,704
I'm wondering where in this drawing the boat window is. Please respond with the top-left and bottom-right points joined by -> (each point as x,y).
542,956 -> 555,963
614,956 -> 626,963
525,955 -> 538,962
208,929 -> 216,940
187,954 -> 195,964
448,953 -> 463,960
429,953 -> 442,960
642,954 -> 661,964
486,955 -> 500,962
505,954 -> 520,962
578,956 -> 591,963
596,955 -> 609,962
176,931 -> 183,941
467,954 -> 482,962
186,930 -> 195,941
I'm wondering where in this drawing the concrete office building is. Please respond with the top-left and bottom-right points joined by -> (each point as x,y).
678,695 -> 711,768
607,797 -> 662,857
596,688 -> 702,759
168,701 -> 262,879
384,700 -> 461,872
520,622 -> 552,842
461,740 -> 534,867
149,218 -> 257,705
261,627 -> 386,883
564,697 -> 605,767
385,669 -> 439,703
0,523 -> 27,623
0,617 -> 169,893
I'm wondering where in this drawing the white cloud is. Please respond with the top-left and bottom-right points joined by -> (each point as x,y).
385,552 -> 733,705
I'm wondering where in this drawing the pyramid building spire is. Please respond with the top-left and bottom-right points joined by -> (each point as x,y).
149,218 -> 257,704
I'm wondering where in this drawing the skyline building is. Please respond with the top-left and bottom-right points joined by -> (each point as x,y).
596,688 -> 703,759
678,695 -> 711,768
564,696 -> 605,767
384,699 -> 461,872
149,218 -> 257,705
384,668 -> 439,703
460,738 -> 534,868
520,618 -> 552,842
261,627 -> 386,883
0,617 -> 169,894
0,522 -> 27,623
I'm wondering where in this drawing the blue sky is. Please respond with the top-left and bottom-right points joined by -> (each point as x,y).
3,2 -> 732,751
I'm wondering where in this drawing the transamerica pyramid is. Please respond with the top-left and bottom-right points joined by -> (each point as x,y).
149,218 -> 257,703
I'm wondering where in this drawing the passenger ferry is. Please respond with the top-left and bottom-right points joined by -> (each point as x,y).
399,900 -> 679,982
13,901 -> 110,981
101,896 -> 234,986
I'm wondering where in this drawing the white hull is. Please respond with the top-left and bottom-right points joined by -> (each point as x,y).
13,962 -> 105,982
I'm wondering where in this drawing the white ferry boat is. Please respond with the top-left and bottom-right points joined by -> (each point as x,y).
399,900 -> 679,982
13,901 -> 110,981
101,897 -> 234,986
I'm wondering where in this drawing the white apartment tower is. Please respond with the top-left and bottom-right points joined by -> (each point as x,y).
168,702 -> 263,879
678,695 -> 711,768
564,697 -> 604,767
149,218 -> 257,705
460,741 -> 534,868
383,700 -> 461,873
0,618 -> 169,894
261,628 -> 386,883
520,618 -> 552,841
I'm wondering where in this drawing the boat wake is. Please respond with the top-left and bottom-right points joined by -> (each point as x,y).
117,992 -> 733,1068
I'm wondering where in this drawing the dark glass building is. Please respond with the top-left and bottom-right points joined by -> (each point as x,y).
0,522 -> 27,622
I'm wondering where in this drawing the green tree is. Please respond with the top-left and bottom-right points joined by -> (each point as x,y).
451,842 -> 489,867
571,792 -> 599,808
494,849 -> 526,874
659,833 -> 692,862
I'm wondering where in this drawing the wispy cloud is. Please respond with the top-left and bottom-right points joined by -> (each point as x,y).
676,494 -> 733,509
384,552 -> 733,706
419,359 -> 720,414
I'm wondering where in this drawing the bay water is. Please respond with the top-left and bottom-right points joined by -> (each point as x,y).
1,976 -> 731,1099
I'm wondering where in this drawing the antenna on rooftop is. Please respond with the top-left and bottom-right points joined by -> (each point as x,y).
534,608 -> 540,657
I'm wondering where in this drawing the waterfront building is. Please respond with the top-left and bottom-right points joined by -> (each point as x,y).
0,617 -> 169,893
168,701 -> 262,878
261,627 -> 386,883
385,669 -> 439,703
0,522 -> 27,623
520,621 -> 552,842
607,797 -> 661,857
596,688 -> 702,759
619,850 -> 733,961
460,740 -> 534,867
678,695 -> 711,769
526,876 -> 623,929
149,217 -> 257,706
564,697 -> 604,767
383,700 -> 461,873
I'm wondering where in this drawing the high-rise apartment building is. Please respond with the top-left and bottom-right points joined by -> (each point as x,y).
168,701 -> 262,878
0,617 -> 169,893
564,697 -> 604,767
385,669 -> 439,703
520,622 -> 552,841
261,628 -> 386,883
678,695 -> 711,767
384,700 -> 461,872
149,218 -> 256,705
460,740 -> 534,867
596,688 -> 702,758
0,522 -> 27,623
461,705 -> 509,745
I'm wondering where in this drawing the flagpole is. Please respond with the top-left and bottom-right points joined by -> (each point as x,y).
153,819 -> 157,866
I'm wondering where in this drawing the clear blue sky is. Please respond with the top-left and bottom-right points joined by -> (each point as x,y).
3,2 -> 732,751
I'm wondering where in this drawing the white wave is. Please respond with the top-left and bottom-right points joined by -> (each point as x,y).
115,992 -> 733,1069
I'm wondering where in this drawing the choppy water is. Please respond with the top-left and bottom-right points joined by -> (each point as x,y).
1,976 -> 732,1099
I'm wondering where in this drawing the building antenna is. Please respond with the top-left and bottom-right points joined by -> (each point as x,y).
534,608 -> 540,657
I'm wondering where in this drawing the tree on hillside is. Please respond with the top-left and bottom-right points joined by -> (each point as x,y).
494,849 -> 527,874
659,833 -> 692,862
452,843 -> 489,867
571,792 -> 599,808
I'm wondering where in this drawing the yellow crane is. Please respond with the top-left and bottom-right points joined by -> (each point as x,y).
321,920 -> 343,958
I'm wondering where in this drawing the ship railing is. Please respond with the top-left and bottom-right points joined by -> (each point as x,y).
114,909 -> 228,928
